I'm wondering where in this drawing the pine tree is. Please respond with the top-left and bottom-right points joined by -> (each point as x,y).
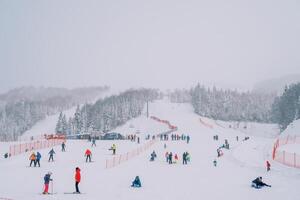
55,112 -> 63,134
61,114 -> 68,135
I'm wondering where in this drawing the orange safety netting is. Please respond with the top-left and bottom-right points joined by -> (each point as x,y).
272,135 -> 300,168
9,138 -> 66,157
105,139 -> 157,169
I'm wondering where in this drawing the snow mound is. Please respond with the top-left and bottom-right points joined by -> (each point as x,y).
281,119 -> 300,137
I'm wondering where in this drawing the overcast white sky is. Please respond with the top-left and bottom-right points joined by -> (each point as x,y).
0,0 -> 299,93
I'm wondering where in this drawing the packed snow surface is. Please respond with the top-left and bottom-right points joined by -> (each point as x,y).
1,99 -> 300,200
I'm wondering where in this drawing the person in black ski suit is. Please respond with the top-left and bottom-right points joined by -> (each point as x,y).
252,177 -> 271,188
168,152 -> 173,164
48,148 -> 55,162
182,152 -> 187,165
61,142 -> 66,152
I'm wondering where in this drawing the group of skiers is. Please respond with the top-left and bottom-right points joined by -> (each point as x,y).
160,134 -> 191,143
29,151 -> 42,167
164,151 -> 190,164
42,167 -> 81,194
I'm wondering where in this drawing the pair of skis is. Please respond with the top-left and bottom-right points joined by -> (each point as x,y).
40,192 -> 85,195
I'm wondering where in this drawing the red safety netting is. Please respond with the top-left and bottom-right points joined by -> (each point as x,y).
150,116 -> 178,130
199,117 -> 214,129
9,138 -> 65,157
105,139 -> 157,169
272,135 -> 300,168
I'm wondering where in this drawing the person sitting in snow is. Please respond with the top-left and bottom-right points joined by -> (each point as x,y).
252,177 -> 271,188
131,176 -> 142,188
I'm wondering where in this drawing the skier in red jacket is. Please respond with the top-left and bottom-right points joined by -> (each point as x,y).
75,167 -> 81,193
85,149 -> 92,162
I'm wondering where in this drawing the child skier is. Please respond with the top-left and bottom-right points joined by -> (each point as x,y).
266,160 -> 271,171
75,167 -> 81,193
174,154 -> 178,164
43,172 -> 53,194
85,149 -> 92,162
48,148 -> 55,162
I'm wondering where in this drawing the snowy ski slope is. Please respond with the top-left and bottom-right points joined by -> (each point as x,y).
1,99 -> 300,200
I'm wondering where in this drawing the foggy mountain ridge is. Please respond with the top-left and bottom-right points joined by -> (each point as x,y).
0,86 -> 110,104
253,74 -> 300,94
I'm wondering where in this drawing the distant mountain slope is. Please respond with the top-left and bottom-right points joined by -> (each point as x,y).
0,86 -> 109,141
253,74 -> 300,94
0,86 -> 109,104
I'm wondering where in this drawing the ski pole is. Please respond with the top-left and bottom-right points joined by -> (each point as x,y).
51,180 -> 53,194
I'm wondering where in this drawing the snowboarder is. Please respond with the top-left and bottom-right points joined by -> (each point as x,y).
91,138 -> 96,147
266,160 -> 271,171
131,176 -> 142,188
252,177 -> 271,188
85,149 -> 92,162
43,172 -> 53,194
137,137 -> 140,144
75,167 -> 81,193
36,152 -> 41,167
61,142 -> 66,152
48,148 -> 55,162
29,152 -> 36,167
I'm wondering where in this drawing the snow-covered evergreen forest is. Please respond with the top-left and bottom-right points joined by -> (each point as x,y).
271,83 -> 300,130
170,84 -> 276,123
56,88 -> 159,135
0,86 -> 108,141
